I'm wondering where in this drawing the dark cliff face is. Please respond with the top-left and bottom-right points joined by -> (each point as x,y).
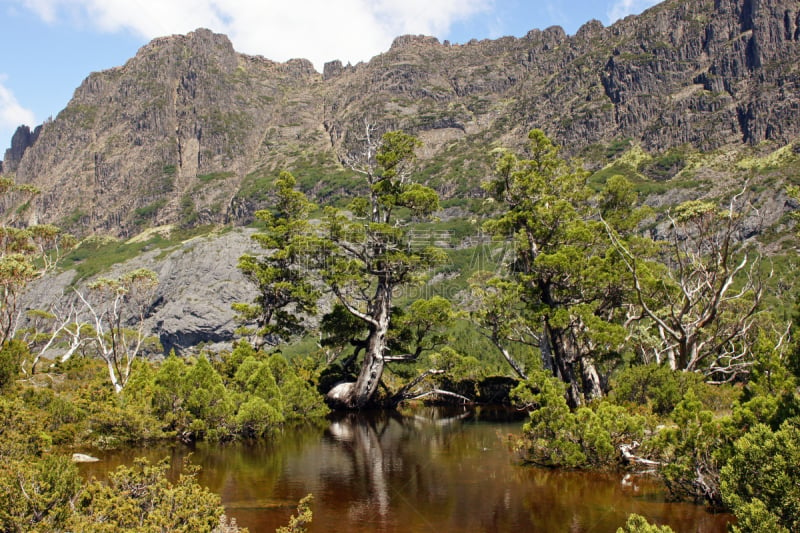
6,0 -> 800,236
2,125 -> 41,173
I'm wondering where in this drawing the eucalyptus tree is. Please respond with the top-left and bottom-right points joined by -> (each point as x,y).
477,130 -> 635,406
239,131 -> 445,409
75,268 -> 161,393
606,190 -> 764,382
0,176 -> 75,347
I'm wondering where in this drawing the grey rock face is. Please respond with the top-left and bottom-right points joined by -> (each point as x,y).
147,229 -> 257,353
22,228 -> 259,356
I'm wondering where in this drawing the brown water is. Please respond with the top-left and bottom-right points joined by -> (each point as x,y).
79,406 -> 732,532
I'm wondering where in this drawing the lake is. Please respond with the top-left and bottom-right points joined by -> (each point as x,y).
79,406 -> 732,532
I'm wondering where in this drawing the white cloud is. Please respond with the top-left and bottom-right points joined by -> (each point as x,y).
607,0 -> 661,24
0,76 -> 37,145
16,0 -> 493,70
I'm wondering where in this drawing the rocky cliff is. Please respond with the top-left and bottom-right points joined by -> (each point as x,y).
21,228 -> 259,354
3,0 -> 800,237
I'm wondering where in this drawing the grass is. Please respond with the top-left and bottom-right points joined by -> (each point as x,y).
197,171 -> 235,183
60,225 -> 218,281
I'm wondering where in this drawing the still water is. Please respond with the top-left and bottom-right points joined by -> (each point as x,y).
79,407 -> 732,532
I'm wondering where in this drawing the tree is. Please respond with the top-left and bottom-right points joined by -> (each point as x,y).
234,171 -> 320,349
0,176 -> 76,349
318,130 -> 446,408
240,130 -> 445,408
17,302 -> 88,376
606,190 -> 764,381
76,269 -> 160,393
480,130 -> 633,406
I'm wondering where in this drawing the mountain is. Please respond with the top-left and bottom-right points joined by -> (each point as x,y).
1,0 -> 799,237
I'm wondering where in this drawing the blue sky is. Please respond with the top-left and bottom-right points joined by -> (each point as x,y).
0,0 -> 661,151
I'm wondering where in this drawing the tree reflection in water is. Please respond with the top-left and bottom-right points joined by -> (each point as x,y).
324,409 -> 472,528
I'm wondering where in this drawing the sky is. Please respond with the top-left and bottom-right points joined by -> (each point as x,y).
0,0 -> 662,152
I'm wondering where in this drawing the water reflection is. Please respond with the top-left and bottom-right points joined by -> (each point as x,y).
79,407 -> 731,532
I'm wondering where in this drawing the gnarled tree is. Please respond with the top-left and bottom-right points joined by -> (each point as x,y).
0,177 -> 76,348
606,190 -> 764,382
239,131 -> 445,409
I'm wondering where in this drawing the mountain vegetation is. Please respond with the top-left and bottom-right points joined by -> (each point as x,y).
0,0 -> 799,531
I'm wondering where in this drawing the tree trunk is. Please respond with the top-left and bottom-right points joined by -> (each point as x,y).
350,324 -> 388,408
540,325 -> 556,374
545,323 -> 583,408
327,282 -> 392,409
580,356 -> 603,401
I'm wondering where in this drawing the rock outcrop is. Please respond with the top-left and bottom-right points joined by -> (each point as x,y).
22,228 -> 259,355
2,125 -> 41,173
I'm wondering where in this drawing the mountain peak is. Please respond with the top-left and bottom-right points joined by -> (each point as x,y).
6,0 -> 800,237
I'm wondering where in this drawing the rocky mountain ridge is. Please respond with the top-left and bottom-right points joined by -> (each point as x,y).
1,0 -> 799,237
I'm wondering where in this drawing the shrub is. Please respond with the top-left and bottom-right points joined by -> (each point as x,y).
616,514 -> 675,533
0,454 -> 82,532
651,390 -> 736,505
513,372 -> 646,469
0,340 -> 26,390
720,422 -> 800,532
69,458 -> 230,532
235,396 -> 284,438
609,364 -> 704,415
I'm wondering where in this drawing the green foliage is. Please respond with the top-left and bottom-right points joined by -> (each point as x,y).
240,131 -> 449,408
235,396 -> 284,438
389,296 -> 461,359
182,356 -> 234,440
513,371 -> 646,469
651,390 -> 735,505
276,494 -> 314,533
150,347 -> 327,442
180,193 -> 198,227
62,234 -> 172,281
235,171 -> 321,346
481,129 -> 637,404
69,458 -> 227,532
616,514 -> 675,533
0,188 -> 77,348
266,354 -> 329,420
198,171 -> 236,183
427,346 -> 486,382
638,146 -> 688,181
152,352 -> 189,427
734,331 -> 800,430
602,138 -> 633,160
133,198 -> 167,226
0,339 -> 25,390
0,454 -> 82,532
609,364 -> 705,415
725,499 -> 790,533
720,422 -> 800,533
